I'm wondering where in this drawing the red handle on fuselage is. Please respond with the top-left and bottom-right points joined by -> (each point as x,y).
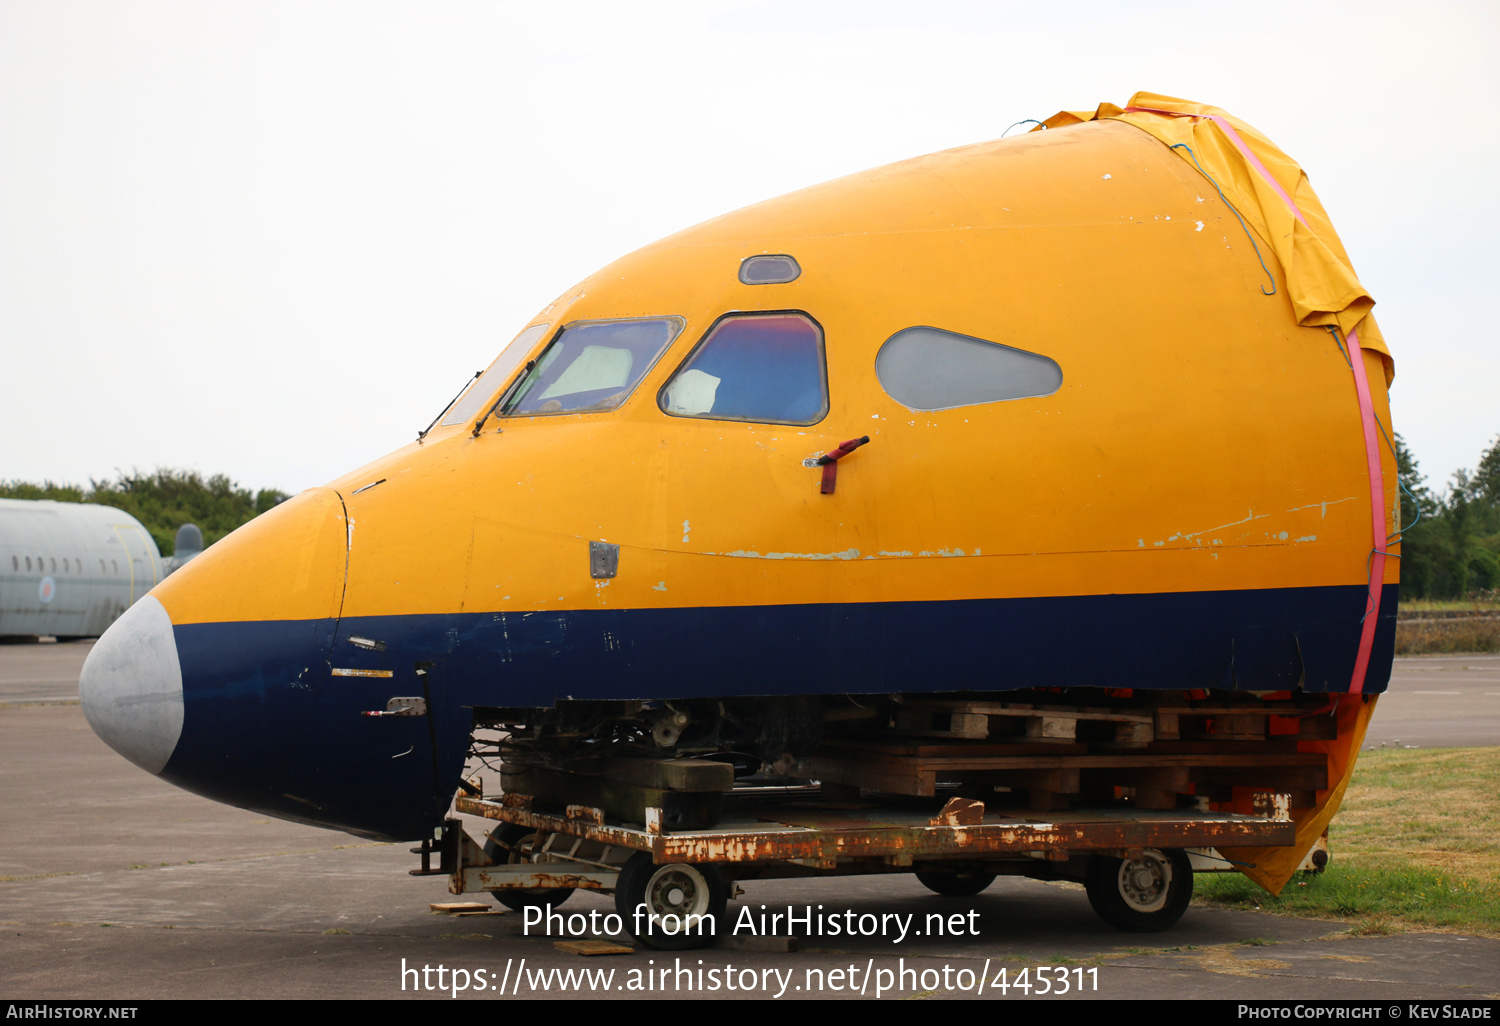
817,436 -> 870,494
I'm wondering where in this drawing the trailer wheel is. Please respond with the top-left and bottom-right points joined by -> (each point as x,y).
1085,848 -> 1192,932
484,825 -> 575,913
915,871 -> 996,897
614,853 -> 727,951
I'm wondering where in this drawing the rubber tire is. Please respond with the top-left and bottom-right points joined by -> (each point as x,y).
614,852 -> 728,951
915,871 -> 996,897
484,825 -> 575,913
1085,848 -> 1192,932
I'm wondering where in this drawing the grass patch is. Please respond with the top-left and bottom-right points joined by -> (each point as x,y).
1395,618 -> 1499,654
1399,598 -> 1500,615
1196,747 -> 1500,934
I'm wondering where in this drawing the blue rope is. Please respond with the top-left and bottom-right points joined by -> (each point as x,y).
1324,324 -> 1353,368
1170,143 -> 1277,296
1002,119 -> 1044,138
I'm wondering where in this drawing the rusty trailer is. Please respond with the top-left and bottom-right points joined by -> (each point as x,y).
436,786 -> 1296,949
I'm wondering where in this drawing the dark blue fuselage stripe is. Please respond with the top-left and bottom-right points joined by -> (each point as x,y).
161,583 -> 1397,840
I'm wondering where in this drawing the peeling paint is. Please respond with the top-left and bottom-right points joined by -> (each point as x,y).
1102,173 -> 1112,180
1163,509 -> 1271,544
652,581 -> 667,592
1138,539 -> 1145,548
1195,220 -> 1205,232
681,519 -> 690,543
1284,498 -> 1354,519
1295,535 -> 1317,543
878,550 -> 914,557
716,549 -> 861,561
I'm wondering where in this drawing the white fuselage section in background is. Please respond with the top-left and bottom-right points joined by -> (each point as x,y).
0,499 -> 163,638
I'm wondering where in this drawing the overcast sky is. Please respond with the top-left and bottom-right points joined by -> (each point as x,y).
2,0 -> 1496,497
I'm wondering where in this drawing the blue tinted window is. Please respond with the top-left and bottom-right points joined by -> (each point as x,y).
659,313 -> 826,425
503,317 -> 683,417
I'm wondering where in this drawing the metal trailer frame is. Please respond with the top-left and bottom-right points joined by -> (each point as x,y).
431,786 -> 1297,946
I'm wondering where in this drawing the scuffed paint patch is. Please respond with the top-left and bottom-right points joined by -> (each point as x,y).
1295,535 -> 1317,543
681,519 -> 690,543
878,550 -> 914,557
1164,509 -> 1271,545
1102,173 -> 1112,180
1285,497 -> 1354,518
715,549 -> 861,561
652,581 -> 667,592
1195,220 -> 1205,232
1138,539 -> 1145,548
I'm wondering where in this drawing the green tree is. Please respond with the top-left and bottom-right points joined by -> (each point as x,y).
0,469 -> 289,554
1394,433 -> 1442,597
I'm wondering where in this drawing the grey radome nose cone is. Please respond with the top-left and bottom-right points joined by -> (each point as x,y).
79,595 -> 184,775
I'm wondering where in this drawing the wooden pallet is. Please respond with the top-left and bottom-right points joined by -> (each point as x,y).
895,700 -> 1154,745
1154,702 -> 1337,742
806,740 -> 1328,810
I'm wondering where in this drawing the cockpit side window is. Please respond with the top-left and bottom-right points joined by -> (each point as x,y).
502,317 -> 684,417
875,326 -> 1062,411
440,323 -> 551,427
658,312 -> 827,425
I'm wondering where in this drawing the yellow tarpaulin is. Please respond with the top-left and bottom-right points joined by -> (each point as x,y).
1043,92 -> 1392,385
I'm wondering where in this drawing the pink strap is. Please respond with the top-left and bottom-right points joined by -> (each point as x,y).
1123,107 -> 1308,226
1122,104 -> 1388,694
1343,328 -> 1387,695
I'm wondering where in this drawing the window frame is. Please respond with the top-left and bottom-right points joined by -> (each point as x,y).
656,309 -> 830,427
874,324 -> 1063,412
496,315 -> 687,420
439,322 -> 552,429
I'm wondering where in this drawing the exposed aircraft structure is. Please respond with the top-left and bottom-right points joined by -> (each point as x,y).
0,499 -> 163,639
161,523 -> 204,577
80,94 -> 1397,926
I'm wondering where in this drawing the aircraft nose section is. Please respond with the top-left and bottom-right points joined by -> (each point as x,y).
79,595 -> 184,775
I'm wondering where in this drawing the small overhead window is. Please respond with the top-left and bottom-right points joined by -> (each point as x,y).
875,326 -> 1062,411
440,323 -> 551,427
739,255 -> 801,285
503,317 -> 684,417
659,312 -> 827,425
25,557 -> 32,572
